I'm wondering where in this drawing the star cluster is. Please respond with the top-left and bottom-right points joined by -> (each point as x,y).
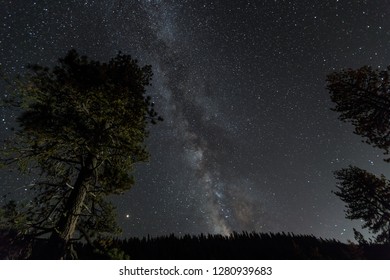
1,0 -> 390,242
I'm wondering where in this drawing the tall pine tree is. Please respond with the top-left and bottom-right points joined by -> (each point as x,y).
1,50 -> 162,258
327,66 -> 390,244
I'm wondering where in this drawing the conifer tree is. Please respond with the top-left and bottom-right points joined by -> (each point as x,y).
1,49 -> 162,258
327,66 -> 390,243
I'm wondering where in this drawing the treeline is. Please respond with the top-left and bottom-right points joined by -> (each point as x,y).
74,232 -> 390,260
2,229 -> 390,259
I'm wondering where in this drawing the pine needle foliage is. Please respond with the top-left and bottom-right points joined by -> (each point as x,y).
1,49 -> 162,258
327,66 -> 390,244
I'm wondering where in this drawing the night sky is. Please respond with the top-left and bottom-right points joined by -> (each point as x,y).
1,0 -> 390,242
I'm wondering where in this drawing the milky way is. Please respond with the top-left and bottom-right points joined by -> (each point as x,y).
127,0 -> 279,236
1,0 -> 390,241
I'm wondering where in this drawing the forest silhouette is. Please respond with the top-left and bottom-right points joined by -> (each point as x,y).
1,229 -> 390,259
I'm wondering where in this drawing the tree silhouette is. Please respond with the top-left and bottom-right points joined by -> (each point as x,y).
327,66 -> 390,243
1,49 -> 162,258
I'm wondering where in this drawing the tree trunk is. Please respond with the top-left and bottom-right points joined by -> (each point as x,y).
43,156 -> 96,259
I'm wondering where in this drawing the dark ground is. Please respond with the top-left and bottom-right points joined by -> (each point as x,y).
2,231 -> 387,260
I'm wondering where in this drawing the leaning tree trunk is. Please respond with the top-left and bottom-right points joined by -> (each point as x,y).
44,156 -> 96,259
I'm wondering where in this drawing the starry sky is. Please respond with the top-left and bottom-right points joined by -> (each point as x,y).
1,0 -> 390,242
